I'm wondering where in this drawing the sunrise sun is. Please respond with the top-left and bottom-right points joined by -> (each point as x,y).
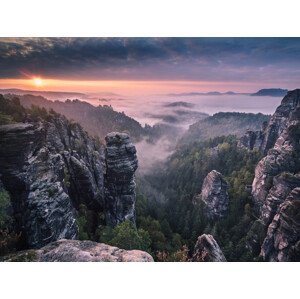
33,77 -> 43,87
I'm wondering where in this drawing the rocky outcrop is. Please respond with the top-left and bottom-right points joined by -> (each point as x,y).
238,128 -> 265,151
252,116 -> 300,211
260,89 -> 300,154
260,173 -> 300,226
0,115 -> 106,248
239,90 -> 300,154
104,132 -> 138,227
192,234 -> 226,262
0,96 -> 141,253
260,188 -> 300,261
0,111 -> 108,247
197,170 -> 229,219
248,89 -> 300,261
0,239 -> 153,262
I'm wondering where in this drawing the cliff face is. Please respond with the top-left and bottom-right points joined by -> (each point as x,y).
0,239 -> 153,262
252,127 -> 300,211
249,89 -> 300,261
260,188 -> 300,262
239,89 -> 300,154
238,128 -> 265,151
192,234 -> 226,262
0,111 -> 138,250
104,132 -> 138,227
260,89 -> 300,154
198,170 -> 229,219
0,117 -> 105,248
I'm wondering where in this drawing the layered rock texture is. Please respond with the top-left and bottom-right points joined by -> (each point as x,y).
260,188 -> 300,261
192,234 -> 226,262
0,239 -> 153,262
0,103 -> 138,252
196,170 -> 229,219
238,128 -> 265,151
248,89 -> 300,261
104,132 -> 138,227
239,89 -> 300,154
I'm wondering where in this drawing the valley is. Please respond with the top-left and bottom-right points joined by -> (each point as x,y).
0,89 -> 299,262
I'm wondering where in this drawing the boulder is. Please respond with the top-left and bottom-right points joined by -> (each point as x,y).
199,170 -> 229,219
0,239 -> 153,262
192,234 -> 226,262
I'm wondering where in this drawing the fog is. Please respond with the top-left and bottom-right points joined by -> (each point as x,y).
110,94 -> 281,174
85,94 -> 281,126
135,136 -> 174,174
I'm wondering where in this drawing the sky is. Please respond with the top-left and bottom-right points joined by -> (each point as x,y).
0,37 -> 300,95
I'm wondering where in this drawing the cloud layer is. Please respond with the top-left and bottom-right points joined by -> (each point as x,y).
0,37 -> 300,87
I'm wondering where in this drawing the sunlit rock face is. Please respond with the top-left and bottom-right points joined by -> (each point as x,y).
260,89 -> 300,154
104,132 -> 138,227
192,234 -> 226,262
199,170 -> 229,220
238,90 -> 300,154
0,115 -> 105,248
249,89 -> 300,261
260,188 -> 300,262
0,239 -> 154,262
252,90 -> 300,211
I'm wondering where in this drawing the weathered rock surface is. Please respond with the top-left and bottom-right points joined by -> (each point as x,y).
260,173 -> 300,226
0,239 -> 153,262
0,115 -> 105,248
248,89 -> 300,261
238,128 -> 265,151
260,89 -> 300,154
104,132 -> 138,226
192,234 -> 226,262
239,90 -> 300,154
252,117 -> 300,211
260,188 -> 300,261
197,170 -> 229,219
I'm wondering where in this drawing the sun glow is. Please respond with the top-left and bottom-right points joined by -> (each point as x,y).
33,77 -> 43,87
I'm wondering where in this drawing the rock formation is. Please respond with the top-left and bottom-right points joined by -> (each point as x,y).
260,89 -> 300,154
0,239 -> 153,262
239,90 -> 300,154
238,127 -> 265,151
248,89 -> 300,261
0,103 -> 138,250
197,170 -> 229,219
104,132 -> 138,227
192,234 -> 226,262
260,188 -> 300,261
252,100 -> 300,211
0,116 -> 106,248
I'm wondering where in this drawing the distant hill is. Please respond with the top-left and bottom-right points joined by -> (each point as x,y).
3,93 -> 146,141
179,112 -> 270,145
166,91 -> 249,97
251,88 -> 288,97
0,88 -> 88,100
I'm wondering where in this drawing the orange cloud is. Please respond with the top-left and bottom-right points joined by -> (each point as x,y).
0,78 -> 262,95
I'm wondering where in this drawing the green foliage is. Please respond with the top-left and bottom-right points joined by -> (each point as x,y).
139,135 -> 263,261
0,112 -> 14,125
77,215 -> 89,240
76,204 -> 102,241
0,190 -> 13,229
0,189 -> 20,256
98,220 -> 151,252
63,167 -> 71,188
0,94 -> 27,123
180,112 -> 270,145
